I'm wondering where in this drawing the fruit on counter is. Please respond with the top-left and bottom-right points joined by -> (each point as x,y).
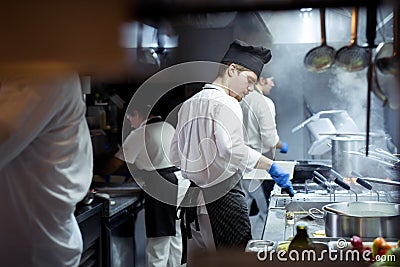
350,235 -> 372,256
372,237 -> 394,258
350,235 -> 364,251
348,236 -> 399,264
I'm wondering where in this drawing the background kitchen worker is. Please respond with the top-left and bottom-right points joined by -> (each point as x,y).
101,101 -> 186,267
240,75 -> 288,225
169,40 -> 294,263
0,62 -> 93,267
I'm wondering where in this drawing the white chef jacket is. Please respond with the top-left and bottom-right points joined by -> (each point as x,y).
169,83 -> 261,188
0,63 -> 93,267
241,89 -> 279,155
115,118 -> 176,171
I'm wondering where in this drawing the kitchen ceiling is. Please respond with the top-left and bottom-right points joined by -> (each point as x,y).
258,7 -> 394,45
134,3 -> 394,47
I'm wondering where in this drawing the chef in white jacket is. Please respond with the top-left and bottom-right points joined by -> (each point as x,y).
170,40 -> 295,264
240,76 -> 288,220
0,62 -> 93,267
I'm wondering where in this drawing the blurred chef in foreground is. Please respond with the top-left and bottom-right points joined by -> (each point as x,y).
0,62 -> 93,266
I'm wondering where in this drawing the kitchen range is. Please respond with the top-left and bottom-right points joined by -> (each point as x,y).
259,163 -> 400,265
75,182 -> 144,267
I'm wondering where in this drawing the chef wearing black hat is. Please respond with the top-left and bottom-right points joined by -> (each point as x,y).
170,40 -> 294,263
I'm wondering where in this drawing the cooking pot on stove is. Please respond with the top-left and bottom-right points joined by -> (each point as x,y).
331,134 -> 390,177
331,136 -> 365,177
323,201 -> 400,238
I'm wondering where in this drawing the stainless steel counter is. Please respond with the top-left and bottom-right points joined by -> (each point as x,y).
262,185 -> 387,243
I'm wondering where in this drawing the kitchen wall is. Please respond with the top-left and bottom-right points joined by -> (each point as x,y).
154,8 -> 397,161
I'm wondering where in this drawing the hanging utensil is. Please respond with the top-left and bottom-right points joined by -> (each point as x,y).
335,7 -> 369,72
375,6 -> 400,109
377,6 -> 400,75
304,8 -> 336,72
371,42 -> 391,106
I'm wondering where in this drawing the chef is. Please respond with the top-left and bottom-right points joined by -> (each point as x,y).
0,62 -> 93,267
240,75 -> 289,218
169,40 -> 295,262
101,102 -> 185,267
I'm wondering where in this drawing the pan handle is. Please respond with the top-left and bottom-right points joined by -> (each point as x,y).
350,7 -> 359,45
334,178 -> 351,191
351,171 -> 380,201
355,178 -> 372,190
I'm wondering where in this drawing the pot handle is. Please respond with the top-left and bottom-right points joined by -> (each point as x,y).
308,208 -> 324,220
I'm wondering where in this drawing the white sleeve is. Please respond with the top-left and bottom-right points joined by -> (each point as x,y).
0,74 -> 76,170
256,96 -> 279,150
118,130 -> 143,165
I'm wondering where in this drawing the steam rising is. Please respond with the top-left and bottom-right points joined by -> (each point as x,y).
328,67 -> 384,132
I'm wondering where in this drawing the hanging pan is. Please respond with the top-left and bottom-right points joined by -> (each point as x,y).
304,8 -> 336,72
374,6 -> 400,109
376,5 -> 399,76
335,7 -> 369,72
371,42 -> 391,106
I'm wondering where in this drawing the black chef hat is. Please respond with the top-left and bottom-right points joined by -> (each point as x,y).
221,40 -> 272,77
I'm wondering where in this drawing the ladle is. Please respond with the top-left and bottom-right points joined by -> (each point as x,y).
304,8 -> 336,72
335,7 -> 369,72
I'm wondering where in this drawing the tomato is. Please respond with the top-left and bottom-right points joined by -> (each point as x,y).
372,237 -> 395,259
373,237 -> 386,248
350,235 -> 364,251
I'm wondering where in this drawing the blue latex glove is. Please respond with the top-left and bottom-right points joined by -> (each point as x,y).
268,163 -> 295,197
280,141 -> 288,153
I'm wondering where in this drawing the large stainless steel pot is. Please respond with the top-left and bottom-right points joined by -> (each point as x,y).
331,136 -> 365,177
331,134 -> 389,177
323,201 -> 400,238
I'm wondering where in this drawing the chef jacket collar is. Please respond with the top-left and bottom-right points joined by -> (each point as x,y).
203,83 -> 227,94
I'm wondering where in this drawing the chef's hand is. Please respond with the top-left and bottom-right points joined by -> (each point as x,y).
280,141 -> 288,153
268,163 -> 295,197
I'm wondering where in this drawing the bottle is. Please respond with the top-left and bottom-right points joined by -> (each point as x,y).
288,222 -> 312,252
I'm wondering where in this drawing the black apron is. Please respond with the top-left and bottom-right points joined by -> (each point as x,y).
135,117 -> 180,238
180,171 -> 252,261
204,181 -> 252,248
141,166 -> 179,238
